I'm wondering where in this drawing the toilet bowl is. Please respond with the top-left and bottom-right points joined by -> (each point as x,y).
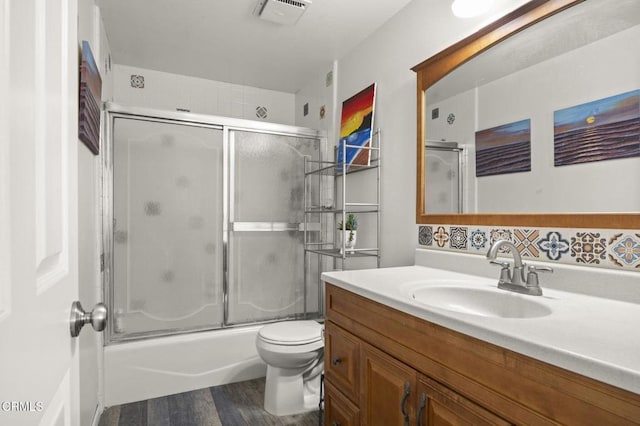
256,320 -> 324,416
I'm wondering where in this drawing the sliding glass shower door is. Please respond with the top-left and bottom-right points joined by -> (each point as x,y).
107,109 -> 323,342
227,130 -> 320,325
111,117 -> 225,338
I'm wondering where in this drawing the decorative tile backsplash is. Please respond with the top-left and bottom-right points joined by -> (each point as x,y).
417,224 -> 640,272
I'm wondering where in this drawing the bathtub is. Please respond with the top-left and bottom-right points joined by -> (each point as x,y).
103,325 -> 267,406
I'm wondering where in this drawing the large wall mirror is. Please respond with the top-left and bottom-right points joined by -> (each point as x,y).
413,0 -> 640,228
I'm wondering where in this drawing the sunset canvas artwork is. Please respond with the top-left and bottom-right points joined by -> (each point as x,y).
475,119 -> 531,177
337,84 -> 376,173
554,90 -> 640,167
79,40 -> 102,155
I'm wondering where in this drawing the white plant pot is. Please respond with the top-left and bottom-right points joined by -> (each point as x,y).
340,230 -> 357,254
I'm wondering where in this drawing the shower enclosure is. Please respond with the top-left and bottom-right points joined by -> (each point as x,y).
424,141 -> 463,214
103,104 -> 325,343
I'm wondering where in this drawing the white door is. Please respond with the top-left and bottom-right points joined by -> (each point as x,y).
0,0 -> 83,425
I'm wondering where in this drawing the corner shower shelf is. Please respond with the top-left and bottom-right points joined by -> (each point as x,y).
302,129 -> 381,268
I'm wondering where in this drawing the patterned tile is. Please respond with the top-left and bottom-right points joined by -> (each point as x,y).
130,74 -> 145,89
513,229 -> 540,258
538,231 -> 570,261
421,224 -> 640,272
571,232 -> 607,265
608,233 -> 640,268
449,227 -> 468,250
490,229 -> 512,253
418,226 -> 433,246
433,226 -> 450,248
469,229 -> 488,251
255,106 -> 268,119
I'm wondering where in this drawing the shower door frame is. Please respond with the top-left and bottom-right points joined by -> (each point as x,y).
102,102 -> 324,344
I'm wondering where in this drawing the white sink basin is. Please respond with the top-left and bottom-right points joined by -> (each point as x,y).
406,284 -> 552,319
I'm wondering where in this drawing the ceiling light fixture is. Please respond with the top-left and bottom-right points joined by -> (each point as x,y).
451,0 -> 494,18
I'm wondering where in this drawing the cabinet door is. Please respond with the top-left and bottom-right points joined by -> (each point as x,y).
325,321 -> 361,403
361,343 -> 417,426
325,380 -> 360,426
416,376 -> 512,426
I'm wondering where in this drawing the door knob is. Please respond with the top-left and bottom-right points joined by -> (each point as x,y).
70,301 -> 108,337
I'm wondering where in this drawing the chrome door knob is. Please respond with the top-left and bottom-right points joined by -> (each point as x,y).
69,301 -> 108,338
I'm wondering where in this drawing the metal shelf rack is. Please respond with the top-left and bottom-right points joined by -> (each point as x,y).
303,130 -> 381,315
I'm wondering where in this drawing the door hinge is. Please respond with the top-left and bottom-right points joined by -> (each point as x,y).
100,253 -> 104,272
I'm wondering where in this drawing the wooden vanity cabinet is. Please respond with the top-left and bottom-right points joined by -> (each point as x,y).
360,343 -> 417,425
417,376 -> 512,426
323,283 -> 640,425
324,380 -> 360,426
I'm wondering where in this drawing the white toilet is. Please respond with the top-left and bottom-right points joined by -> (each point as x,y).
255,320 -> 324,416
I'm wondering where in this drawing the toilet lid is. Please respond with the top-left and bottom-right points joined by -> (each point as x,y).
258,320 -> 323,345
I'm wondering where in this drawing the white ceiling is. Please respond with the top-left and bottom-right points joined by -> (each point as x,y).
98,0 -> 414,93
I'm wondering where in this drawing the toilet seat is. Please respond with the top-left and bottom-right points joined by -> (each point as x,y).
258,320 -> 323,346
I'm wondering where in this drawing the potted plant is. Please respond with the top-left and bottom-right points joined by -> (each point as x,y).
338,213 -> 358,254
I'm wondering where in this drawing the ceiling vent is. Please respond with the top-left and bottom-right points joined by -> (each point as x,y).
253,0 -> 312,25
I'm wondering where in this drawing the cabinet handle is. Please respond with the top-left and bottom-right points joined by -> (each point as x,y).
331,422 -> 340,426
401,381 -> 411,426
332,357 -> 342,366
416,393 -> 426,426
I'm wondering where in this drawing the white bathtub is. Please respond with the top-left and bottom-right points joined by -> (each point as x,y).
103,325 -> 267,406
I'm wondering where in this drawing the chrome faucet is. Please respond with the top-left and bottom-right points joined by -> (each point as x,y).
486,239 -> 552,296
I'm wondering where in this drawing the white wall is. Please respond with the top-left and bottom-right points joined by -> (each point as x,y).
303,0 -> 529,267
294,62 -> 337,135
113,64 -> 296,125
77,1 -> 112,425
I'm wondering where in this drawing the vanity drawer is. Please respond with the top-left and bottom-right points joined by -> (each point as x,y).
324,380 -> 360,426
325,321 -> 360,403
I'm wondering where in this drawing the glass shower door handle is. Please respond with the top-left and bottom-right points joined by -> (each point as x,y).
231,222 -> 301,232
230,222 -> 321,232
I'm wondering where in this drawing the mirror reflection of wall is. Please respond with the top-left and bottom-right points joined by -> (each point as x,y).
425,0 -> 640,214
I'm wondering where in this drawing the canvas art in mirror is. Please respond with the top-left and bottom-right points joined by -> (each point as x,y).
413,0 -> 640,229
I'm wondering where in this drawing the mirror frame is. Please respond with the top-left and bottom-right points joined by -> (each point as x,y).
412,0 -> 639,229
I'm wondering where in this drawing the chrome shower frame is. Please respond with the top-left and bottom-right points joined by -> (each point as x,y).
101,102 -> 326,344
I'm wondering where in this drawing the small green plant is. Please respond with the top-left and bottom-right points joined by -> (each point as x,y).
337,213 -> 358,231
338,214 -> 358,244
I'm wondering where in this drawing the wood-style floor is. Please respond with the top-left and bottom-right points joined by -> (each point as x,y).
98,378 -> 320,426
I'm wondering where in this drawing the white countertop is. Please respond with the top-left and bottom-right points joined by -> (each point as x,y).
322,264 -> 640,395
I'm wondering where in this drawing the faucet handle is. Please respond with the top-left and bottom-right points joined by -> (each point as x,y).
490,260 -> 511,283
528,265 -> 553,274
525,265 -> 553,294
